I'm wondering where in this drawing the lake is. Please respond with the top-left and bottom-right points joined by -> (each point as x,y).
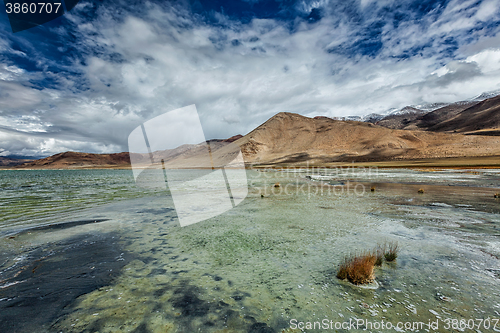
0,168 -> 499,332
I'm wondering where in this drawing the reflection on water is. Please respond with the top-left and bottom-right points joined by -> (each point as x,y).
0,169 -> 499,332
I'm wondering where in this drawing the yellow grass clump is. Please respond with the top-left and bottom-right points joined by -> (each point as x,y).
337,253 -> 377,285
337,242 -> 400,285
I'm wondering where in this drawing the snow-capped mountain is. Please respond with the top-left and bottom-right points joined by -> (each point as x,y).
469,89 -> 500,102
356,90 -> 500,125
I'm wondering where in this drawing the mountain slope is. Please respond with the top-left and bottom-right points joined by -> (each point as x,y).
426,95 -> 500,134
375,107 -> 427,129
0,157 -> 34,167
16,151 -> 131,169
372,94 -> 500,134
232,112 -> 500,165
15,136 -> 245,169
12,113 -> 500,169
404,101 -> 478,131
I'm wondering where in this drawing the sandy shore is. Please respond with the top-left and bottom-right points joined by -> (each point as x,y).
248,155 -> 500,169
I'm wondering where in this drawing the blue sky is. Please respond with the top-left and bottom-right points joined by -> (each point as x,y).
1,0 -> 500,157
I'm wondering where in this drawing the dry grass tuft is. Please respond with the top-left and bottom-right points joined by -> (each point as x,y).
383,242 -> 399,262
337,242 -> 401,284
337,253 -> 377,285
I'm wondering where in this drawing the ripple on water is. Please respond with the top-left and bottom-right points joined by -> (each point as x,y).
1,170 -> 500,332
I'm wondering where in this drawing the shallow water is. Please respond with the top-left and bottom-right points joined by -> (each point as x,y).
0,169 -> 165,233
0,169 -> 499,332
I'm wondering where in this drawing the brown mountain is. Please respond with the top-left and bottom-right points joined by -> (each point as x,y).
15,135 -> 246,169
232,112 -> 500,166
376,95 -> 500,135
0,157 -> 34,167
224,134 -> 244,142
16,151 -> 131,169
425,95 -> 500,134
375,107 -> 427,129
403,101 -> 477,131
12,112 -> 500,169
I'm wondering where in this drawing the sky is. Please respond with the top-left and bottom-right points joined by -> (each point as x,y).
1,0 -> 500,157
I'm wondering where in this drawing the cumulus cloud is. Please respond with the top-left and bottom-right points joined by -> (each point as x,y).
0,0 -> 500,156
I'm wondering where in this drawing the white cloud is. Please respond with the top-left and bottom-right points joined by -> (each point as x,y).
1,0 -> 500,156
466,49 -> 500,73
0,64 -> 24,80
475,0 -> 500,21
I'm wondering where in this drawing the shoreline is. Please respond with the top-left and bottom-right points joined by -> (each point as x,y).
248,155 -> 500,169
2,155 -> 500,170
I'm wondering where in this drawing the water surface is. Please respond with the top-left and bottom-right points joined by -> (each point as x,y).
0,169 -> 499,332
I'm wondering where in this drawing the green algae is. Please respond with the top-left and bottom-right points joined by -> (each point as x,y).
2,169 -> 500,332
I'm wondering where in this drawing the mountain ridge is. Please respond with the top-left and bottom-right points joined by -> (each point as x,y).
10,92 -> 500,169
233,112 -> 500,166
357,90 -> 500,130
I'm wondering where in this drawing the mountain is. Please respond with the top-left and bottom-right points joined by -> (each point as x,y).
362,103 -> 448,127
11,109 -> 500,169
233,112 -> 500,166
16,151 -> 131,169
376,94 -> 500,134
374,106 -> 427,129
470,89 -> 500,102
223,134 -> 244,142
400,101 -> 477,131
14,135 -> 245,169
0,156 -> 34,167
424,94 -> 500,135
363,91 -> 500,131
362,113 -> 385,123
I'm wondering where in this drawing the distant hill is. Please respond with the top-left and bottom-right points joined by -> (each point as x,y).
372,101 -> 478,130
425,95 -> 500,135
11,102 -> 500,169
16,151 -> 131,169
0,157 -> 34,167
363,102 -> 448,126
404,101 -> 478,131
14,135 -> 245,169
371,93 -> 500,135
375,106 -> 427,129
